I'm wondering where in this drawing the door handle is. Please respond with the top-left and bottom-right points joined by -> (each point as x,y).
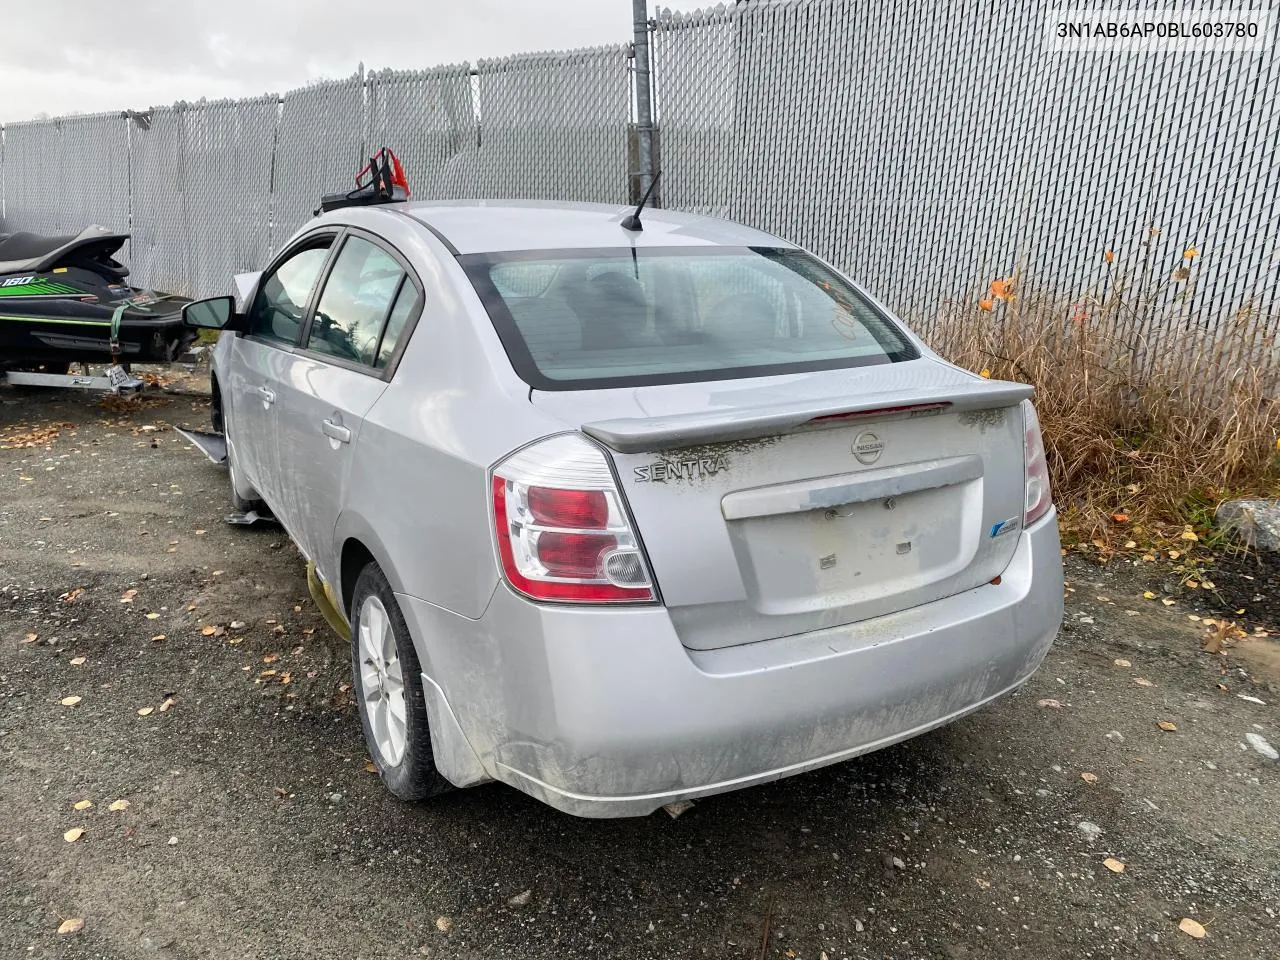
322,418 -> 352,444
257,386 -> 276,405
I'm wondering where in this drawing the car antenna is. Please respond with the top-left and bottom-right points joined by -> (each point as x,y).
620,171 -> 662,232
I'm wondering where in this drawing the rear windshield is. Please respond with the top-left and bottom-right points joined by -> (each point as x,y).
461,246 -> 917,390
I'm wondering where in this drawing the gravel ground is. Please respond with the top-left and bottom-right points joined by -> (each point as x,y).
2,384 -> 1278,960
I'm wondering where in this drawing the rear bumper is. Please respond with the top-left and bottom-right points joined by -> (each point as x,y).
401,510 -> 1063,817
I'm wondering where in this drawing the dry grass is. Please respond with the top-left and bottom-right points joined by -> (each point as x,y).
926,275 -> 1280,546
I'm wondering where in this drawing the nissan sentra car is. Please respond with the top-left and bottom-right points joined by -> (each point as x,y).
183,187 -> 1064,817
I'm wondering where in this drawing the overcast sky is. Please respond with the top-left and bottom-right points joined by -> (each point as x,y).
2,0 -> 708,122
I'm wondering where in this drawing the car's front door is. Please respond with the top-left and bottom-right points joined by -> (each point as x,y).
229,235 -> 335,512
272,232 -> 424,581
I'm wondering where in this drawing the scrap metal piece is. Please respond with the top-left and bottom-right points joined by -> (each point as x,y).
174,427 -> 228,464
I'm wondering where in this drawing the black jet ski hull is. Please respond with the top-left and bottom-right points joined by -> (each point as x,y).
0,243 -> 194,368
0,299 -> 196,367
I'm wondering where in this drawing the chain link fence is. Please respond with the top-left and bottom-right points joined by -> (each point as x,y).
651,0 -> 1280,384
0,45 -> 629,297
0,0 -> 1276,384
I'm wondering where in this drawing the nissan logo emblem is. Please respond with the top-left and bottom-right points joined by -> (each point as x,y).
852,431 -> 885,464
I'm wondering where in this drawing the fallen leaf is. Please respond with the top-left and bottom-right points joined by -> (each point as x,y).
435,916 -> 453,933
1157,720 -> 1177,732
60,695 -> 82,707
1178,918 -> 1206,939
1161,599 -> 1175,607
1114,658 -> 1131,667
1036,698 -> 1063,709
1142,591 -> 1157,600
137,706 -> 154,716
63,827 -> 84,843
69,656 -> 86,666
1102,858 -> 1126,873
974,877 -> 992,889
59,587 -> 85,603
1134,677 -> 1154,687
263,653 -> 280,664
1182,246 -> 1199,261
977,298 -> 994,312
151,634 -> 166,642
1103,249 -> 1115,264
195,529 -> 206,535
108,799 -> 129,811
120,589 -> 137,602
1181,529 -> 1199,542
1110,513 -> 1129,523
57,918 -> 85,935
23,632 -> 38,643
364,761 -> 377,774
145,612 -> 160,620
158,697 -> 178,713
201,625 -> 217,636
508,889 -> 532,907
1081,772 -> 1099,784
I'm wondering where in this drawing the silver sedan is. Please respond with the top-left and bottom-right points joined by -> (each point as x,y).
183,199 -> 1063,817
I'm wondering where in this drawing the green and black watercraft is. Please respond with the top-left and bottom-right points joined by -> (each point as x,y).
0,227 -> 194,371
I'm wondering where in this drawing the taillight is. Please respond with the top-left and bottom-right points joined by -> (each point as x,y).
1023,400 -> 1052,525
492,434 -> 656,603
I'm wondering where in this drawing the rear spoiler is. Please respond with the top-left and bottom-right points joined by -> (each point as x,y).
581,380 -> 1034,454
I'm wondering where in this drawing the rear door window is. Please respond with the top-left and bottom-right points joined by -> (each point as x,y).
461,246 -> 917,390
307,236 -> 406,366
376,280 -> 423,369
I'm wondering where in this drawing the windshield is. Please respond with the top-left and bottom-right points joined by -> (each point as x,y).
461,246 -> 917,390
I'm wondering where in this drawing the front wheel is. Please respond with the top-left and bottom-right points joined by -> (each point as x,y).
216,386 -> 263,515
350,562 -> 453,800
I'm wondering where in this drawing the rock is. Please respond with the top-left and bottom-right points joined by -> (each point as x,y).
1077,821 -> 1104,842
326,792 -> 343,804
1245,732 -> 1278,760
1105,730 -> 1125,742
853,919 -> 864,933
1215,499 -> 1280,552
662,800 -> 694,819
508,889 -> 532,907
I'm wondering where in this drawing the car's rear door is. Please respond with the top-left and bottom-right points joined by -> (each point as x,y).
229,233 -> 336,509
272,230 -> 424,582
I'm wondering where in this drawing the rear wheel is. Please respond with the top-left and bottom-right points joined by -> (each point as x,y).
350,562 -> 452,800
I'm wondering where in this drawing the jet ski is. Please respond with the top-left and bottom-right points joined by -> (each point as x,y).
0,226 -> 194,371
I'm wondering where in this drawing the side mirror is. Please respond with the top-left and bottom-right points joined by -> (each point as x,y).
183,296 -> 237,330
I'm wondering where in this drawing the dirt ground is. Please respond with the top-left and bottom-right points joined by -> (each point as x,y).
2,382 -> 1278,960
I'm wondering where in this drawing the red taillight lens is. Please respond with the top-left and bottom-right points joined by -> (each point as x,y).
536,532 -> 618,578
1023,400 -> 1052,525
491,435 -> 656,604
527,486 -> 608,528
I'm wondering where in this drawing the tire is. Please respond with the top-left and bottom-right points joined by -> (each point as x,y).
350,562 -> 453,800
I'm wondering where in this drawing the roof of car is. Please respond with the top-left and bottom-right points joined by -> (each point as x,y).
383,200 -> 795,256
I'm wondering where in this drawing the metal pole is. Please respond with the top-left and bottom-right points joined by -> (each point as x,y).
632,0 -> 658,206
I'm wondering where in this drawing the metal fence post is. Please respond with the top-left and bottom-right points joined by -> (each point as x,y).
632,0 -> 658,206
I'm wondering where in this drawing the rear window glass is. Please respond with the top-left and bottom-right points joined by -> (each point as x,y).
461,247 -> 917,390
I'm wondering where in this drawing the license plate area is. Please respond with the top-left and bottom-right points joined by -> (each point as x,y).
725,481 -> 983,617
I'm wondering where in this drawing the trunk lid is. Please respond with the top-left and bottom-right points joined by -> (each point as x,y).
532,360 -> 1031,650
